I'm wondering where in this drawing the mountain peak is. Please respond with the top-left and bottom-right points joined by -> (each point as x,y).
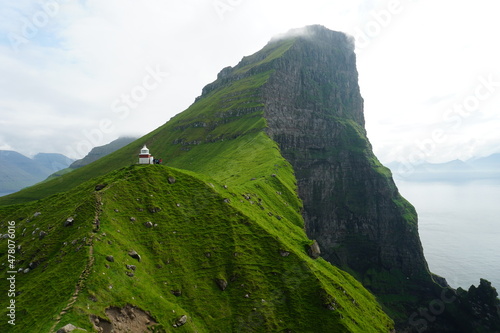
200,25 -> 363,125
270,24 -> 354,48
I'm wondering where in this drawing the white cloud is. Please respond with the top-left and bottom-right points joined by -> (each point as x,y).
0,0 -> 499,162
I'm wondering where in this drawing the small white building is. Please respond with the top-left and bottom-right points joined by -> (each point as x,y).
138,145 -> 154,164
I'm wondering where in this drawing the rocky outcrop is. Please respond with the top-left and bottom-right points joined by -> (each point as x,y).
56,323 -> 78,333
215,278 -> 228,291
128,250 -> 141,262
307,240 -> 321,259
64,217 -> 74,227
91,305 -> 158,332
174,315 -> 187,328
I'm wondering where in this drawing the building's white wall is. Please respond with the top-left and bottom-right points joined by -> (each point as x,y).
139,157 -> 151,164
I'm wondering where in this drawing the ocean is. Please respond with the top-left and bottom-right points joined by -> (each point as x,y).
395,179 -> 500,291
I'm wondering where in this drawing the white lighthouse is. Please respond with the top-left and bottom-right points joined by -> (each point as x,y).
138,145 -> 154,164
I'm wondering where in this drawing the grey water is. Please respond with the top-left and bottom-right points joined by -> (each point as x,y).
396,180 -> 500,291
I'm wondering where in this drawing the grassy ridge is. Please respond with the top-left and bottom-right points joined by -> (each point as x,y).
0,165 -> 394,332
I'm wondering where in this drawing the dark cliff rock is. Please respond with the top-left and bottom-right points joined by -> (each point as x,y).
260,26 -> 500,331
257,26 -> 432,292
262,26 -> 430,282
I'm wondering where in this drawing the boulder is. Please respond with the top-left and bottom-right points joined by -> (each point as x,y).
64,217 -> 74,227
168,176 -> 176,184
279,250 -> 290,257
174,315 -> 187,327
95,184 -> 107,191
144,221 -> 153,228
128,250 -> 141,262
171,290 -> 182,297
56,323 -> 77,333
28,261 -> 39,270
148,207 -> 161,213
106,255 -> 114,263
215,278 -> 228,291
308,240 -> 321,259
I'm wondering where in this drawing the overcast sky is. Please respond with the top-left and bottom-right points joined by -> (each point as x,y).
1,0 -> 499,167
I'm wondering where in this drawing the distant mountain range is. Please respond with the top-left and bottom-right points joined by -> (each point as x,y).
69,137 -> 136,169
387,154 -> 500,182
0,137 -> 136,196
0,151 -> 73,195
47,137 -> 136,179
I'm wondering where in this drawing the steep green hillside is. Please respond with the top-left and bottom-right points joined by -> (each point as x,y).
0,164 -> 393,332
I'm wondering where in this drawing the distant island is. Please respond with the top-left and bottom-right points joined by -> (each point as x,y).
387,154 -> 500,182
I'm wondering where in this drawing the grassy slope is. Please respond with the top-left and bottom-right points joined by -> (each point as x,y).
0,164 -> 393,332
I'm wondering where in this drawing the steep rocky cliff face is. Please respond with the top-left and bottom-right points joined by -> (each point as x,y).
257,26 -> 499,331
259,25 -> 437,326
263,27 -> 430,283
